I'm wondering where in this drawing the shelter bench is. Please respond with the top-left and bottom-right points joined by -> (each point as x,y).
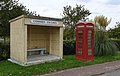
27,48 -> 46,55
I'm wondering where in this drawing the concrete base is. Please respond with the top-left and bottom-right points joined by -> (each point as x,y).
8,55 -> 62,66
8,58 -> 28,66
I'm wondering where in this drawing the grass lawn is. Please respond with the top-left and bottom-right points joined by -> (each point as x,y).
1,52 -> 120,76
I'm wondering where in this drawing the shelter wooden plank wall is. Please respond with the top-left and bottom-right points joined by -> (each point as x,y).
10,18 -> 27,63
27,26 -> 62,56
50,27 -> 60,56
27,26 -> 50,53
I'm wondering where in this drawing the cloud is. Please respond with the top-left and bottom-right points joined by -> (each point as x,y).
107,0 -> 120,5
18,0 -> 120,29
82,0 -> 120,28
75,0 -> 91,3
90,0 -> 109,4
92,12 -> 101,15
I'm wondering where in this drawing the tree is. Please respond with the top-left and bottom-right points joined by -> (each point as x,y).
0,0 -> 36,43
108,22 -> 120,39
94,15 -> 118,56
0,0 -> 37,60
62,4 -> 91,40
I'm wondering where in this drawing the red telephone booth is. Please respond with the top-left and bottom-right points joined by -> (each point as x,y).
76,22 -> 94,61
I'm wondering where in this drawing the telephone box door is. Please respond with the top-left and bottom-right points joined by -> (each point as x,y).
86,25 -> 94,60
76,29 -> 84,59
86,27 -> 94,60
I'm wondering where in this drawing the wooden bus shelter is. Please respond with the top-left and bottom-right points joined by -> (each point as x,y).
9,15 -> 63,66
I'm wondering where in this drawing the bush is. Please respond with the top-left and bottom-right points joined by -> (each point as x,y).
111,39 -> 120,51
94,31 -> 119,56
0,42 -> 10,61
63,40 -> 76,55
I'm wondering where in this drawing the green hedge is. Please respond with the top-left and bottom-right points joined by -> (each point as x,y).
63,39 -> 120,55
0,42 -> 10,61
63,40 -> 76,55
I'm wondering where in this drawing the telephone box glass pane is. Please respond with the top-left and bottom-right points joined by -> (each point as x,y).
77,30 -> 83,55
78,51 -> 82,54
88,40 -> 91,43
88,39 -> 92,49
88,34 -> 92,37
78,48 -> 82,54
78,31 -> 83,38
78,41 -> 82,43
88,37 -> 91,39
88,30 -> 92,33
79,35 -> 82,38
78,44 -> 82,49
88,30 -> 92,55
88,43 -> 91,45
88,30 -> 92,40
78,30 -> 83,33
88,49 -> 92,55
88,45 -> 91,48
78,43 -> 83,54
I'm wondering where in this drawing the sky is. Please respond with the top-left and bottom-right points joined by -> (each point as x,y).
19,0 -> 120,29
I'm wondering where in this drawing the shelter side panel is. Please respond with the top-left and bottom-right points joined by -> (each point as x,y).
59,27 -> 63,57
10,18 -> 26,62
50,27 -> 60,56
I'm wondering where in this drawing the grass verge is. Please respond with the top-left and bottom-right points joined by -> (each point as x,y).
1,52 -> 120,76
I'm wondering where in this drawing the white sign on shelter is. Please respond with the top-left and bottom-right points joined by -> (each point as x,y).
31,19 -> 58,25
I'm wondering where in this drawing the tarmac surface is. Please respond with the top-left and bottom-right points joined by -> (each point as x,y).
40,60 -> 120,76
99,69 -> 120,76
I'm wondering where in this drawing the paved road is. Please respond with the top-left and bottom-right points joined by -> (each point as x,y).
99,69 -> 120,76
40,60 -> 120,76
